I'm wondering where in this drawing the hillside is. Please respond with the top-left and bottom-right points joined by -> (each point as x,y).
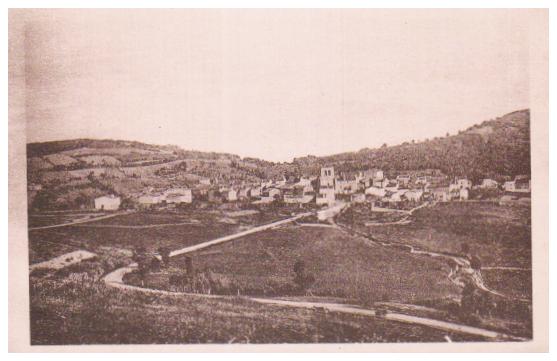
26,109 -> 530,210
294,109 -> 531,182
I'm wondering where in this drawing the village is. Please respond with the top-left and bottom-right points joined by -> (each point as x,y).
90,166 -> 531,215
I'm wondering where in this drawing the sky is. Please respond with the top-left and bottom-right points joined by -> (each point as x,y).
18,9 -> 530,162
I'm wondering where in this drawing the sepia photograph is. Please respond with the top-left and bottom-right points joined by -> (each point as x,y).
7,6 -> 549,352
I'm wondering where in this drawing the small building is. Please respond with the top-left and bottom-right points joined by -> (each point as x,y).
138,193 -> 163,206
199,178 -> 212,185
94,194 -> 121,210
480,179 -> 498,189
514,175 -> 531,192
459,188 -> 469,201
372,178 -> 389,188
456,178 -> 472,189
249,186 -> 262,198
223,188 -> 238,202
503,181 -> 516,192
163,188 -> 192,204
396,175 -> 411,187
335,175 -> 359,194
404,189 -> 423,202
365,186 -> 387,198
430,187 -> 451,202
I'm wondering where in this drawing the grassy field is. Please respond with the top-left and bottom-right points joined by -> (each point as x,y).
365,202 -> 531,269
29,256 -> 486,344
130,226 -> 460,307
28,207 -> 304,264
481,269 -> 532,301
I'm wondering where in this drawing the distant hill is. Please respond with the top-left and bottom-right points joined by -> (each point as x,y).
26,109 -> 530,209
294,109 -> 530,182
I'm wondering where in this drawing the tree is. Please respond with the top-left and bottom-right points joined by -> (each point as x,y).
461,243 -> 470,255
157,246 -> 171,267
293,260 -> 316,293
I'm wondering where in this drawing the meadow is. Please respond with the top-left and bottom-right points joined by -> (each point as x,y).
130,226 -> 461,307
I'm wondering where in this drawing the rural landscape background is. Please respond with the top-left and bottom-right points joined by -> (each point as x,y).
27,109 -> 532,344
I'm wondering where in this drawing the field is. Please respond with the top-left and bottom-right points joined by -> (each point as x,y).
365,202 -> 531,269
29,255 -> 486,344
128,226 -> 461,307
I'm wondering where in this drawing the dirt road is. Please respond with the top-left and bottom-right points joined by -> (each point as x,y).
29,210 -> 134,231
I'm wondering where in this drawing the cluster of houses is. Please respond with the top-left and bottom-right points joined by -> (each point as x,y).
91,167 -> 531,211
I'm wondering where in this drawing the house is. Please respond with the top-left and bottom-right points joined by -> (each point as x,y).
365,186 -> 387,198
249,186 -> 262,198
503,181 -> 516,192
359,169 -> 384,187
430,187 -> 451,202
94,194 -> 121,210
372,178 -> 389,188
514,175 -> 531,192
163,188 -> 192,204
396,175 -> 411,187
456,178 -> 472,189
458,188 -> 469,201
389,190 -> 407,203
138,193 -> 163,206
316,187 -> 335,206
283,186 -> 314,204
222,188 -> 238,202
199,178 -> 212,185
335,174 -> 359,194
404,189 -> 423,202
480,179 -> 498,189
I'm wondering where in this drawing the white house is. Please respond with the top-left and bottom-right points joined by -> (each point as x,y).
94,195 -> 121,210
456,178 -> 472,189
503,181 -> 516,192
396,175 -> 411,187
459,188 -> 469,201
223,188 -> 238,202
249,186 -> 262,198
480,179 -> 498,188
404,190 -> 423,202
335,176 -> 359,194
138,193 -> 163,205
365,186 -> 387,198
163,188 -> 192,204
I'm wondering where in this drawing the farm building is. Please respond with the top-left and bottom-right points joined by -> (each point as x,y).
94,195 -> 121,210
163,188 -> 192,204
480,179 -> 499,188
430,187 -> 451,202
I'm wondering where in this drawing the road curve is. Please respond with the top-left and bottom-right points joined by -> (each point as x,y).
103,263 -> 521,341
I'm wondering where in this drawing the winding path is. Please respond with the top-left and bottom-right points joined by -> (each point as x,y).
102,208 -> 525,341
29,210 -> 134,231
